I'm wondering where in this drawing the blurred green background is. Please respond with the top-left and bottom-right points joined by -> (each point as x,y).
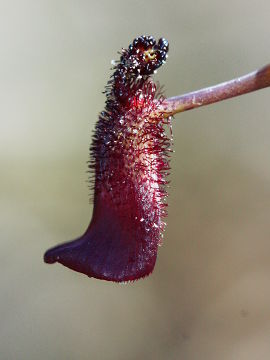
1,1 -> 270,359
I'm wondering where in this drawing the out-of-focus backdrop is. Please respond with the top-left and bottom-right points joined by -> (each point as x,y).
1,1 -> 270,359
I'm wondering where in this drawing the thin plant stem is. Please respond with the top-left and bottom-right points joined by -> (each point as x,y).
160,63 -> 270,117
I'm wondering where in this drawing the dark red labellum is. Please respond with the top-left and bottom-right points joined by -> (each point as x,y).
44,36 -> 171,282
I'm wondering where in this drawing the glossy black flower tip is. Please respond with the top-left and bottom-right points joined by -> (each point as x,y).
122,35 -> 169,76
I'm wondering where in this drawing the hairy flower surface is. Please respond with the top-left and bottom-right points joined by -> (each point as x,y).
44,36 -> 172,282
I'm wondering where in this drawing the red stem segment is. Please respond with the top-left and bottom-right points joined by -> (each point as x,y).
161,63 -> 270,116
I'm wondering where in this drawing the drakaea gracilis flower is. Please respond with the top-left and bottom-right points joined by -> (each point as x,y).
44,36 -> 270,282
44,36 -> 172,282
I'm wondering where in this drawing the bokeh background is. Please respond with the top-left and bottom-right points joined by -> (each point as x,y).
1,1 -> 270,359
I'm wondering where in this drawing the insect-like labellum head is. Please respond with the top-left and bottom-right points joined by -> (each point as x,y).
113,36 -> 169,105
44,36 -> 171,282
124,35 -> 169,76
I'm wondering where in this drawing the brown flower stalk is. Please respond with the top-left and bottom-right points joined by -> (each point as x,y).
160,63 -> 270,116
